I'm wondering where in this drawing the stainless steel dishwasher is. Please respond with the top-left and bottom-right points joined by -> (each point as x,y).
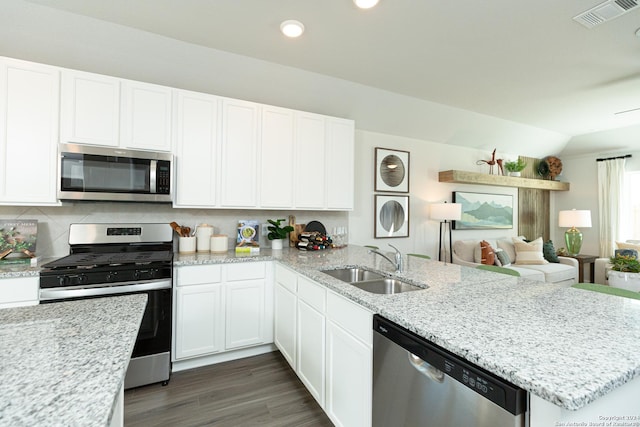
373,315 -> 527,427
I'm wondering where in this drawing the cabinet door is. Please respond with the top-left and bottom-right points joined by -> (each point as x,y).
225,279 -> 265,350
294,112 -> 326,209
174,284 -> 223,359
0,276 -> 39,309
219,98 -> 258,207
260,106 -> 294,208
297,299 -> 326,406
120,80 -> 172,151
60,70 -> 120,147
173,90 -> 219,207
274,282 -> 297,369
0,58 -> 59,205
326,118 -> 355,210
326,320 -> 372,427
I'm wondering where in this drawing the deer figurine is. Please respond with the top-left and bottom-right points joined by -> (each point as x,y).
476,148 -> 504,175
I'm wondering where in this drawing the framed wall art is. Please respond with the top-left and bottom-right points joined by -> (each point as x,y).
375,148 -> 409,193
375,195 -> 410,238
452,192 -> 513,230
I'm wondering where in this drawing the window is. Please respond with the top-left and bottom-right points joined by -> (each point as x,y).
620,171 -> 640,241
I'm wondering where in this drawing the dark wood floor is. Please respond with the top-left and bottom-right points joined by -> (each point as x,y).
124,351 -> 334,427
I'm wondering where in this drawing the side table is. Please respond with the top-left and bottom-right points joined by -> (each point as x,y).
567,254 -> 598,283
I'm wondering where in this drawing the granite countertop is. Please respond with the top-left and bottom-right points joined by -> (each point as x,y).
175,246 -> 640,411
0,294 -> 147,426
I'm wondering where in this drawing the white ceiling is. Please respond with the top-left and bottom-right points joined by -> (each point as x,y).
24,0 -> 640,156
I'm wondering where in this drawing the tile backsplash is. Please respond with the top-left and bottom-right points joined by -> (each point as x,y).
0,203 -> 348,258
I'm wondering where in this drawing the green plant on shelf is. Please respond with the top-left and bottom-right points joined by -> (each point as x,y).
504,158 -> 527,173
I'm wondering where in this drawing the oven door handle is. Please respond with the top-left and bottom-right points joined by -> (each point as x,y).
40,279 -> 171,301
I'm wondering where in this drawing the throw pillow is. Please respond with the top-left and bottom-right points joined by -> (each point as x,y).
513,237 -> 548,265
616,241 -> 640,253
480,240 -> 495,265
496,238 -> 518,263
494,248 -> 512,267
543,240 -> 560,263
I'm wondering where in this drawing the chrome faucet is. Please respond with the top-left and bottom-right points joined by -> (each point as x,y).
369,244 -> 404,273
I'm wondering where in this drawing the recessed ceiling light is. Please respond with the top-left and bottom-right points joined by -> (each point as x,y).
354,0 -> 379,9
280,20 -> 305,38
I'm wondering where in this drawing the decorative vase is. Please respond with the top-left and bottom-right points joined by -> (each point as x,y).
607,270 -> 640,292
271,239 -> 284,250
509,171 -> 521,177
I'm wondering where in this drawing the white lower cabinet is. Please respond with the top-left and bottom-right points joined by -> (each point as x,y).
274,264 -> 373,427
175,283 -> 223,359
326,292 -> 373,427
0,276 -> 39,309
173,262 -> 273,366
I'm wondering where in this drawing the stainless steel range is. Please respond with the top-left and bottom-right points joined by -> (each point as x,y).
39,223 -> 173,389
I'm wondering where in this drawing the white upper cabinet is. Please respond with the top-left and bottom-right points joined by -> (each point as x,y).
61,69 -> 120,147
326,118 -> 355,210
60,69 -> 172,151
219,98 -> 259,207
173,90 -> 220,207
259,106 -> 295,208
120,80 -> 172,151
0,58 -> 59,205
294,112 -> 327,209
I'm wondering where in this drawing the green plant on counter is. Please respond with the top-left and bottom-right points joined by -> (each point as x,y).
504,158 -> 527,173
267,219 -> 294,241
609,254 -> 640,273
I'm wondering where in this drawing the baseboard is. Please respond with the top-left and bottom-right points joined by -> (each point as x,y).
172,344 -> 277,372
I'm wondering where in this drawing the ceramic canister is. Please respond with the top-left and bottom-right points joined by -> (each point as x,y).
196,224 -> 214,252
210,234 -> 228,253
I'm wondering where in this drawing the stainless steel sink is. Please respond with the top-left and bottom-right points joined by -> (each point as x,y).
321,267 -> 384,283
320,267 -> 423,294
352,278 -> 422,294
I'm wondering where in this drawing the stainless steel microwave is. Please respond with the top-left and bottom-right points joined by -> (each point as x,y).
58,143 -> 172,203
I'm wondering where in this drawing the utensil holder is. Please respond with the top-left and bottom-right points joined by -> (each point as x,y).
179,236 -> 196,254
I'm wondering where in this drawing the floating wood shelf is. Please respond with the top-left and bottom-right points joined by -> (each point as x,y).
438,170 -> 570,191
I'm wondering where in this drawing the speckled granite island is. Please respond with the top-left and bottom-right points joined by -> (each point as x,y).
0,294 -> 147,426
175,245 -> 640,421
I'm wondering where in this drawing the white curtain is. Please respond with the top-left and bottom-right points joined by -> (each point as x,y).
597,158 -> 626,257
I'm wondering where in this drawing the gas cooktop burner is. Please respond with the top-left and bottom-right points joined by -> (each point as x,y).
42,251 -> 173,270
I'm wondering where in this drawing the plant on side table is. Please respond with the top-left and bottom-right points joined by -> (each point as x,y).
267,219 -> 294,250
504,158 -> 527,177
607,254 -> 640,292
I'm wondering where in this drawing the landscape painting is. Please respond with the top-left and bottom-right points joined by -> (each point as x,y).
452,192 -> 513,230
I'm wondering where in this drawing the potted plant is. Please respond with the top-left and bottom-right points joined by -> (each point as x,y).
504,158 -> 527,177
267,219 -> 294,250
607,254 -> 640,291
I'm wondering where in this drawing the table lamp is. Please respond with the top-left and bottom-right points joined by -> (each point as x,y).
430,202 -> 462,264
558,209 -> 592,256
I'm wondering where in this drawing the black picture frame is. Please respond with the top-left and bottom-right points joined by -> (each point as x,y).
374,147 -> 410,193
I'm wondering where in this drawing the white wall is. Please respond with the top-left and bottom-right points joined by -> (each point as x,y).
350,130 -> 520,259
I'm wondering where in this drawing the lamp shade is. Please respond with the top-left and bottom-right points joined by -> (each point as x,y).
558,209 -> 592,228
430,203 -> 462,221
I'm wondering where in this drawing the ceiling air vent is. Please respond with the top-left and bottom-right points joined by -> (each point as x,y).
573,0 -> 639,28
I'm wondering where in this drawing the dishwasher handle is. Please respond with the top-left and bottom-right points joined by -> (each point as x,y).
408,353 -> 445,383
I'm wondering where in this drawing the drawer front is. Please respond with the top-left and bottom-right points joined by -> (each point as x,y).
175,264 -> 222,286
226,261 -> 266,282
275,264 -> 297,293
327,291 -> 373,346
297,276 -> 326,313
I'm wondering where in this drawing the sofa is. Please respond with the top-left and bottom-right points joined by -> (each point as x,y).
452,237 -> 578,286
